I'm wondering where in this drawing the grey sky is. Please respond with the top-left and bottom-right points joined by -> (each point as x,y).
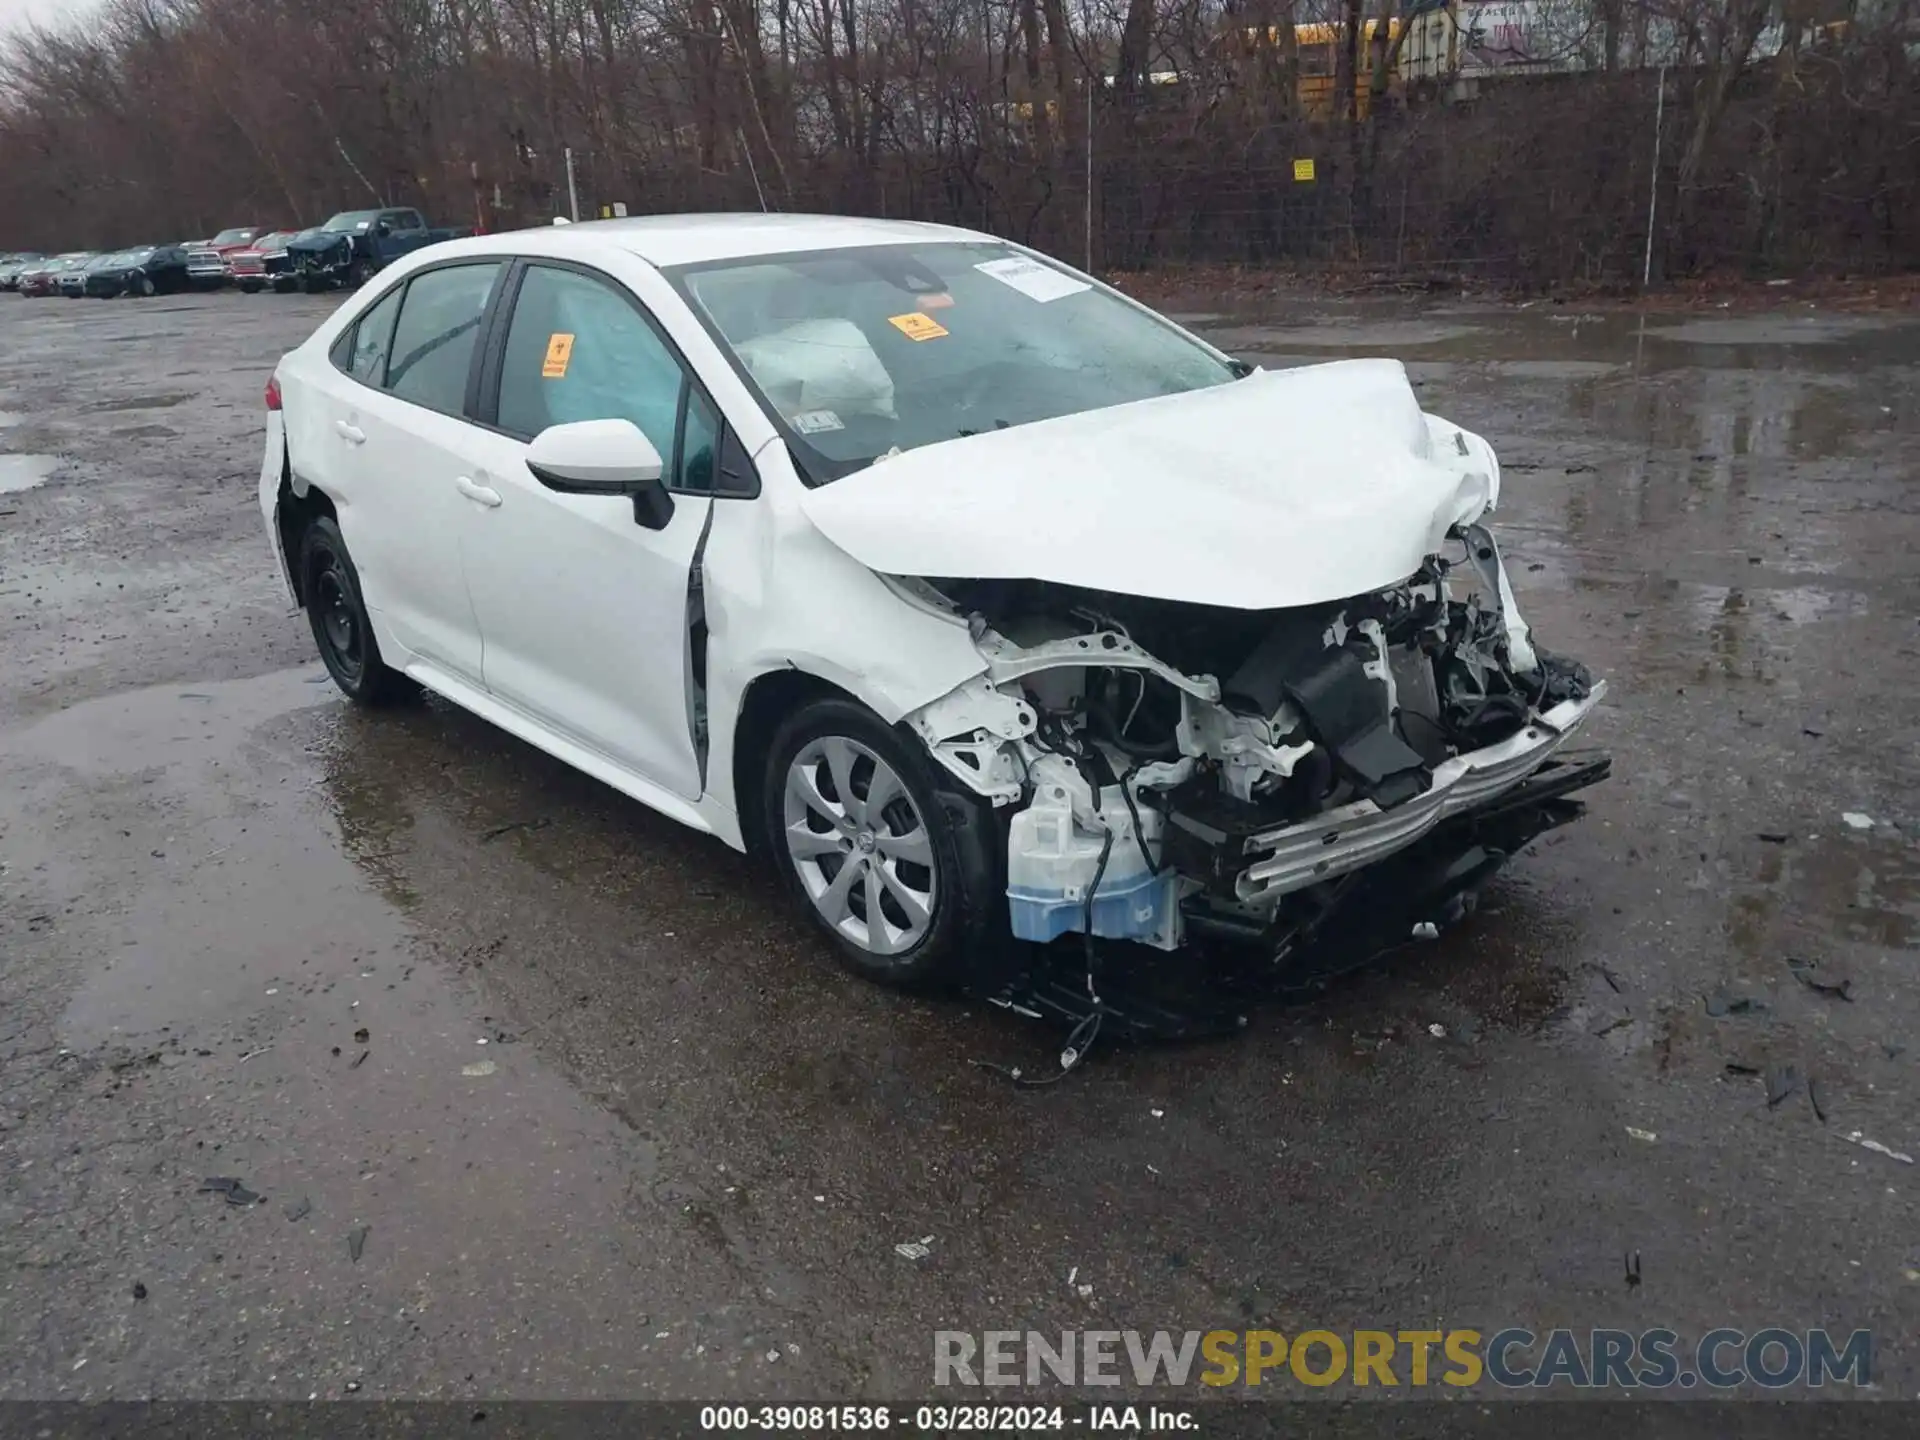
0,0 -> 97,40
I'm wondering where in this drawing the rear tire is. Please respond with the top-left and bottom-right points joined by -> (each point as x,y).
761,697 -> 1004,989
298,518 -> 415,707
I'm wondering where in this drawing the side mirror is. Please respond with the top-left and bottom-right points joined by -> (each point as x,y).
525,419 -> 673,529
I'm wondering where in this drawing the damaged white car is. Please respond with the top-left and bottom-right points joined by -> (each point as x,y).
260,214 -> 1606,1019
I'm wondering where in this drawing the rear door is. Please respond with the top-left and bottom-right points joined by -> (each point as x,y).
287,261 -> 504,684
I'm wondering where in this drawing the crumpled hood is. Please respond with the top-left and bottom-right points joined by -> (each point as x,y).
286,231 -> 351,255
798,359 -> 1498,611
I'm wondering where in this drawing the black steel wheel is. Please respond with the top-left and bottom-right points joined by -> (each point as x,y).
298,517 -> 414,707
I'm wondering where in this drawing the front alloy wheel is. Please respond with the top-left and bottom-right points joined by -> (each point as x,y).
762,698 -> 1004,989
784,736 -> 937,958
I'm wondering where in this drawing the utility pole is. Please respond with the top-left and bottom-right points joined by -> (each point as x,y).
1642,66 -> 1665,288
565,147 -> 581,222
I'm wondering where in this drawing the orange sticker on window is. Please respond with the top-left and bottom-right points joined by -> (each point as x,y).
542,332 -> 575,378
916,291 -> 955,310
888,312 -> 948,341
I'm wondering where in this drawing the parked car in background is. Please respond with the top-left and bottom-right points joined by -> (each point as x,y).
57,256 -> 97,297
0,253 -> 46,290
285,208 -> 468,291
85,244 -> 192,297
16,257 -> 61,296
186,227 -> 265,289
22,253 -> 91,296
259,216 -> 1606,1001
80,251 -> 131,297
228,230 -> 300,293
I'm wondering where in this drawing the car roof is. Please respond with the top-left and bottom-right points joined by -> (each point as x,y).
433,212 -> 993,270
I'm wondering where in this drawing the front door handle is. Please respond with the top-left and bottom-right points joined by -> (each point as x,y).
334,420 -> 366,445
455,476 -> 502,509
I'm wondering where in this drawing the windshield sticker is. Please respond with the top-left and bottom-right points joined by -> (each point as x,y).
974,256 -> 1090,303
887,312 -> 949,342
916,292 -> 955,310
790,409 -> 844,435
542,333 -> 575,378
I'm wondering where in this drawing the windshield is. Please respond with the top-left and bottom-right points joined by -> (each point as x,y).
671,241 -> 1239,482
321,211 -> 378,233
212,228 -> 255,245
123,247 -> 154,263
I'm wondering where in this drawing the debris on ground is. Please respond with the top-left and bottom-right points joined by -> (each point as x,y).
347,1225 -> 370,1262
1428,1023 -> 1447,1039
1624,1252 -> 1641,1289
198,1176 -> 262,1206
1410,921 -> 1439,941
349,1049 -> 370,1068
1844,1132 -> 1913,1165
1755,831 -> 1791,844
894,1237 -> 933,1261
132,1281 -> 147,1301
1625,1126 -> 1658,1143
284,1196 -> 311,1223
480,817 -> 550,842
1705,991 -> 1766,1017
1725,1061 -> 1762,1077
1787,957 -> 1853,1001
1842,812 -> 1875,831
1809,1079 -> 1828,1123
1766,1066 -> 1803,1108
462,1060 -> 497,1077
352,1027 -> 369,1044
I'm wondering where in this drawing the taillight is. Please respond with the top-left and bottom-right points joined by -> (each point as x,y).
264,375 -> 282,411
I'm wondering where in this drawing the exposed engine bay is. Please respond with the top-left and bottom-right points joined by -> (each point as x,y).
900,521 -> 1608,988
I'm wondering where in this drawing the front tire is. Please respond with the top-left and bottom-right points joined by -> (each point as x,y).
762,698 -> 1002,989
348,258 -> 377,288
298,518 -> 414,707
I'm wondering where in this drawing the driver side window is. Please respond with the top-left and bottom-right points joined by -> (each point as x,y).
496,265 -> 685,475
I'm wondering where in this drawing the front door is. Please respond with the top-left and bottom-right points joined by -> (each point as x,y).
454,261 -> 720,799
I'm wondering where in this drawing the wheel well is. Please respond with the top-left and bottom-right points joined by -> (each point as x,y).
730,669 -> 859,857
275,459 -> 337,608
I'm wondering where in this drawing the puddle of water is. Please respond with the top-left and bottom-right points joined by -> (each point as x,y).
88,391 -> 194,413
1647,315 -> 1897,346
0,454 -> 60,494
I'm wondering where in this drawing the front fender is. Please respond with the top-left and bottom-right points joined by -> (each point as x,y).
698,489 -> 990,823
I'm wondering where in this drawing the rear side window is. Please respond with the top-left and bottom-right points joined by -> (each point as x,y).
385,263 -> 502,416
331,284 -> 404,386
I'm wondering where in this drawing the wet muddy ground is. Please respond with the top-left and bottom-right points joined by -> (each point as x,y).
2,287 -> 1918,1401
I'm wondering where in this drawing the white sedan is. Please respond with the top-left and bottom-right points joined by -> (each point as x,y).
260,213 -> 1606,999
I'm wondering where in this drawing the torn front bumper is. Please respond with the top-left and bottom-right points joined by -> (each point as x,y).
1182,685 -> 1605,907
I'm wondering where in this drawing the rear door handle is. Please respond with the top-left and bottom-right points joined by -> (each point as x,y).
334,421 -> 365,445
455,476 -> 502,508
